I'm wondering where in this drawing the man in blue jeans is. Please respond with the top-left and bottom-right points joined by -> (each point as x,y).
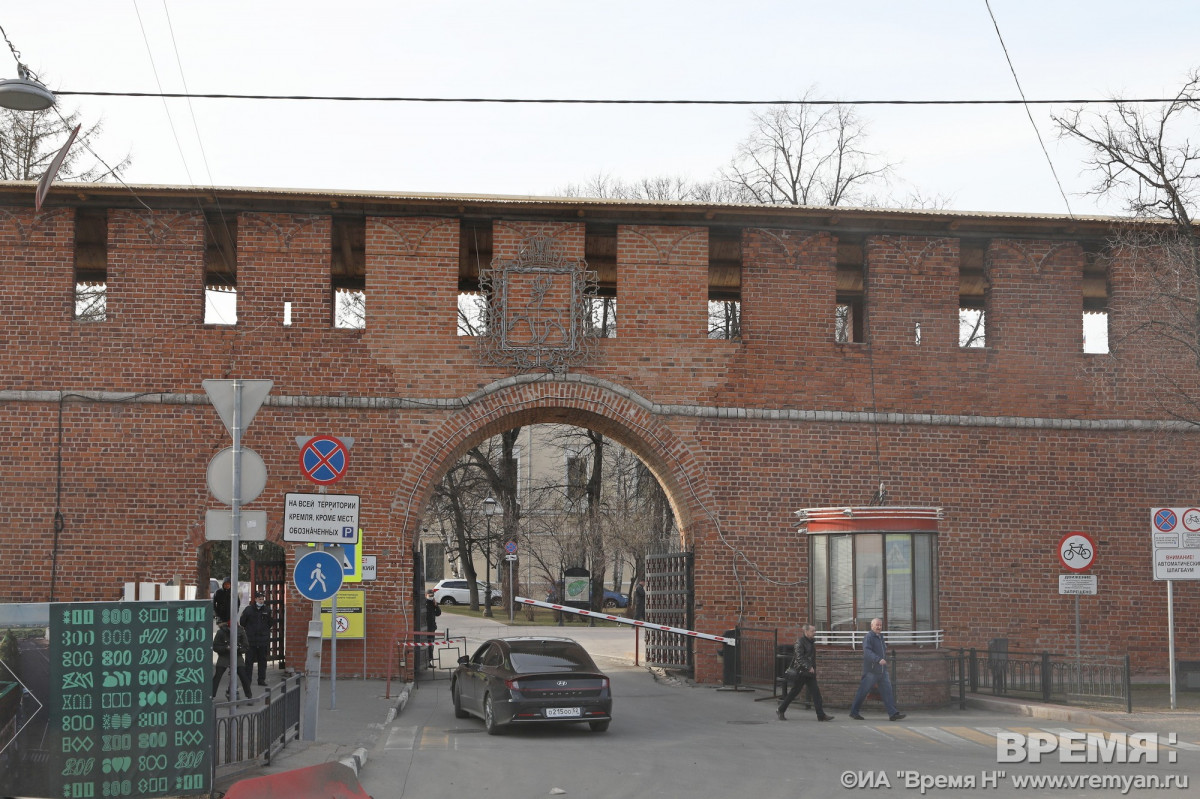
848,617 -> 906,721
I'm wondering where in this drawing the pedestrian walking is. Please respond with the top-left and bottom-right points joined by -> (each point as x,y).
776,624 -> 833,721
240,590 -> 274,686
848,618 -> 905,721
212,620 -> 253,699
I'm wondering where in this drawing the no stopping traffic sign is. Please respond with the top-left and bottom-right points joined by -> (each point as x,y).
300,435 -> 350,485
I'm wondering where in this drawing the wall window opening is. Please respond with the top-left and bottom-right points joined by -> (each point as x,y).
458,219 -> 491,336
585,223 -> 617,338
959,239 -> 987,348
708,227 -> 741,339
835,238 -> 865,343
1083,244 -> 1110,354
73,208 -> 107,322
204,211 -> 238,325
332,216 -> 366,329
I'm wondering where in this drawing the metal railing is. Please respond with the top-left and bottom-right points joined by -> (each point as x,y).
814,629 -> 944,647
725,627 -> 778,692
213,673 -> 305,782
962,648 -> 1131,712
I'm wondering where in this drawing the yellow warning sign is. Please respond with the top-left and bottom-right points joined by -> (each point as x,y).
320,589 -> 365,639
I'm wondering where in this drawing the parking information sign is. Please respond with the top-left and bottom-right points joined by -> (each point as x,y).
1151,507 -> 1200,580
282,493 -> 360,544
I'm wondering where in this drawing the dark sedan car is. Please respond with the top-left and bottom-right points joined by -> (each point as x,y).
451,637 -> 612,734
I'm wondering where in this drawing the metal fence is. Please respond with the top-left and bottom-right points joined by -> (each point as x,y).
724,627 -> 779,692
213,674 -> 305,783
960,648 -> 1131,712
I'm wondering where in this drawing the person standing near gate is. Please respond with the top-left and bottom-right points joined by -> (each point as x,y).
848,617 -> 906,721
632,580 -> 646,621
776,623 -> 833,721
424,589 -> 441,668
240,590 -> 274,686
213,578 -> 232,624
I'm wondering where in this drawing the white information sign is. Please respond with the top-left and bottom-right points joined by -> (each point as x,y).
1151,507 -> 1200,581
361,555 -> 377,581
1058,573 -> 1097,595
283,492 -> 361,543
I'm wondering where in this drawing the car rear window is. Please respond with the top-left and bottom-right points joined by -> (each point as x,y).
507,641 -> 598,672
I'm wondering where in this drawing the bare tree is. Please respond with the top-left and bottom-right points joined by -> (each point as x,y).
466,429 -> 522,612
721,90 -> 894,207
0,104 -> 129,182
1054,69 -> 1200,418
425,462 -> 489,609
558,170 -> 740,203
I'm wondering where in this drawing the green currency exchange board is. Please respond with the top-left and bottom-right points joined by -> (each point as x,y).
45,601 -> 214,799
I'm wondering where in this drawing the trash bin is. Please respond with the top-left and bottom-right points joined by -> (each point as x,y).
776,643 -> 795,696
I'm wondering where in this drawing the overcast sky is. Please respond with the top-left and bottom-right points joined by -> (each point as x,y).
5,1 -> 1199,216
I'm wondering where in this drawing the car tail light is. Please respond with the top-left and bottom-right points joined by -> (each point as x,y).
505,678 -> 521,691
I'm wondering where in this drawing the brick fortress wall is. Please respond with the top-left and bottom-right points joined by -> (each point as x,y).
1,197 -> 1198,684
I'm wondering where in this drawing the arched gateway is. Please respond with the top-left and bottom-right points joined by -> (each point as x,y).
384,375 -> 719,679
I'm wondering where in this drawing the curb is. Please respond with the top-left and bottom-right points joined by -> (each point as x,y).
337,683 -> 412,777
964,695 -> 1115,728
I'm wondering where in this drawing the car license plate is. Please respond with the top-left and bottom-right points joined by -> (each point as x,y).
545,707 -> 581,718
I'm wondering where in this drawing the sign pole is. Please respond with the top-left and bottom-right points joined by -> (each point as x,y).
230,379 -> 242,703
508,558 -> 514,622
1074,594 -> 1081,695
330,578 -> 338,710
1169,579 -> 1176,710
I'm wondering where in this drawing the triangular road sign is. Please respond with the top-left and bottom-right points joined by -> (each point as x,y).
202,379 -> 273,434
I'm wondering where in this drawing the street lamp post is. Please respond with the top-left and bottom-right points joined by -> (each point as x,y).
482,496 -> 499,618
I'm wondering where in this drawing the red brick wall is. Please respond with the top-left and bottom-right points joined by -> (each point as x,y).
2,202 -> 1198,684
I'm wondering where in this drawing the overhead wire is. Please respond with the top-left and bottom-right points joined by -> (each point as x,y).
51,90 -> 1199,106
130,0 -> 238,328
984,0 -> 1074,217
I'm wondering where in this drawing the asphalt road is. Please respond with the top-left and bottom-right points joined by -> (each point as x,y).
358,661 -> 1200,799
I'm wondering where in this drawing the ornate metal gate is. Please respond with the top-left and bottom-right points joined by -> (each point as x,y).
644,546 -> 694,673
249,556 -> 288,668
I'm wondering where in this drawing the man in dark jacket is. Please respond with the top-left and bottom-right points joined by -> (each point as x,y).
848,617 -> 905,721
424,589 -> 440,668
632,580 -> 646,621
212,620 -> 252,699
240,590 -> 274,686
212,578 -> 232,624
776,624 -> 833,721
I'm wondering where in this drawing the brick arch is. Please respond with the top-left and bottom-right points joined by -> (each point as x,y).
386,376 -> 718,556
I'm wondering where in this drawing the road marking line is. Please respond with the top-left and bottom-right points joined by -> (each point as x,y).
943,726 -> 997,747
874,725 -> 934,744
418,728 -> 451,750
384,725 -> 418,750
908,726 -> 974,746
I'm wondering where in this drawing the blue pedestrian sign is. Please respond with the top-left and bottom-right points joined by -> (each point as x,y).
295,549 -> 344,601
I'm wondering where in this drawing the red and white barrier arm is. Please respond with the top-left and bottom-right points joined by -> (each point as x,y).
398,635 -> 466,648
514,596 -> 736,646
